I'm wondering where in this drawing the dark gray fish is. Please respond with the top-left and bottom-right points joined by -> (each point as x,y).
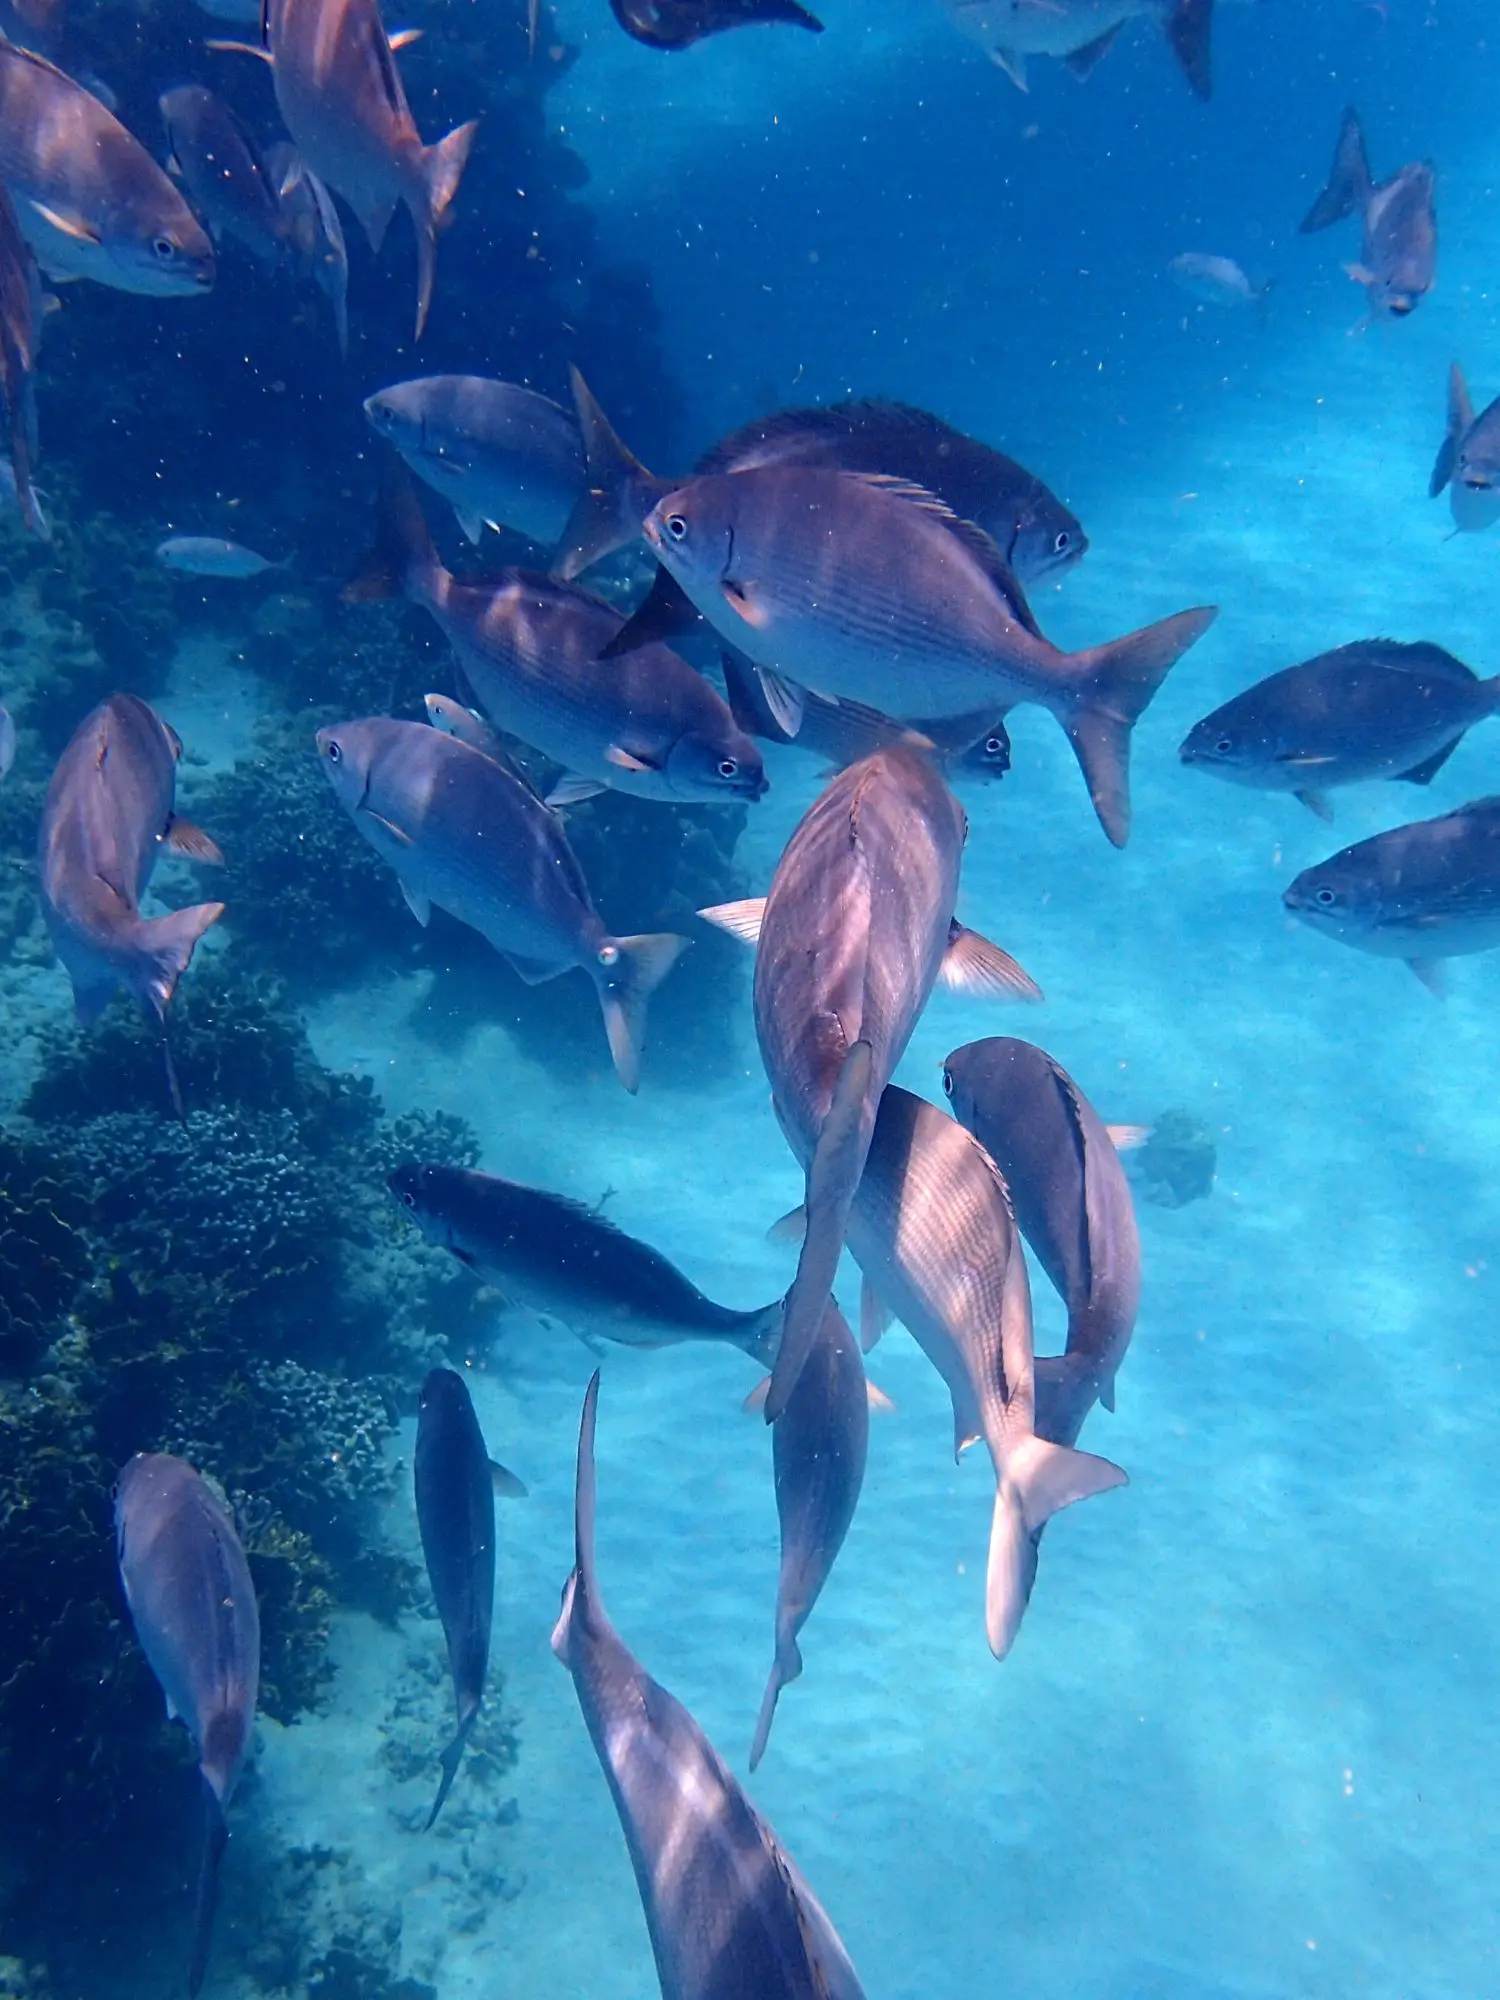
114,1452 -> 260,1998
37,693 -> 224,1030
608,0 -> 822,48
552,1373 -> 868,2000
1179,640 -> 1500,820
390,1161 -> 782,1363
349,465 -> 766,806
942,1037 -> 1140,1450
316,718 -> 685,1091
1283,795 -> 1500,992
841,1085 -> 1126,1658
1430,363 -> 1500,535
749,1296 -> 868,1770
363,374 -> 584,548
559,370 -> 1085,598
263,139 -> 348,355
0,43 -> 214,294
701,746 -> 1039,1421
159,85 -> 287,263
414,1366 -> 525,1829
1300,107 -> 1435,321
0,175 -> 42,537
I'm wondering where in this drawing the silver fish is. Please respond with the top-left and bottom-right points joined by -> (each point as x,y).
414,1366 -> 524,1829
263,139 -> 348,356
231,0 -> 477,338
317,718 -> 685,1090
1283,795 -> 1500,993
363,375 -> 584,548
942,1037 -> 1140,1449
939,0 -> 1212,97
159,85 -> 286,263
0,44 -> 214,294
422,691 -> 518,769
1300,107 -> 1435,321
114,1452 -> 259,1998
843,1084 -> 1127,1658
157,534 -> 282,577
353,464 -> 766,807
649,466 -> 1215,845
749,1296 -> 868,1770
1179,640 -> 1500,820
552,1372 -> 868,2000
389,1161 -> 782,1361
1169,252 -> 1271,309
1430,363 -> 1500,535
37,693 -> 224,1028
701,746 -> 1039,1421
0,177 -> 42,537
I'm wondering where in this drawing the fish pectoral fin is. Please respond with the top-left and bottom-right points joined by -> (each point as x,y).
1105,1122 -> 1151,1151
741,1375 -> 771,1415
990,44 -> 1028,88
1342,261 -> 1376,286
721,575 -> 771,628
27,201 -> 102,246
866,1380 -> 896,1412
163,817 -> 224,865
490,1458 -> 529,1499
358,806 -> 415,846
765,1202 -> 806,1245
697,896 -> 765,945
756,667 -> 805,737
204,36 -> 275,59
545,774 -> 607,807
388,24 -> 424,47
1396,738 -> 1461,786
1407,958 -> 1447,997
859,1273 -> 892,1352
1293,789 -> 1334,822
604,744 -> 657,774
1064,20 -> 1122,76
940,920 -> 1044,1002
399,881 -> 432,925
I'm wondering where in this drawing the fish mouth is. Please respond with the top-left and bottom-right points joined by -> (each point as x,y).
1386,296 -> 1416,317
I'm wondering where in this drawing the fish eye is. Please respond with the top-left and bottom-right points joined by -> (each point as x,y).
941,1067 -> 954,1098
152,235 -> 178,261
717,758 -> 738,778
1212,736 -> 1233,755
1053,530 -> 1070,552
401,1190 -> 417,1211
665,514 -> 688,542
984,735 -> 1005,756
598,943 -> 620,968
325,739 -> 342,763
1315,886 -> 1338,907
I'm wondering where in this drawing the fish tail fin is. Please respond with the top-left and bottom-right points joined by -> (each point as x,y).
345,456 -> 442,604
1431,362 -> 1472,497
595,932 -> 689,1093
424,1706 -> 478,1829
551,1370 -> 602,1668
984,1436 -> 1127,1659
137,902 -> 224,1021
187,1778 -> 228,1999
553,367 -> 670,580
1163,0 -> 1211,98
410,119 -> 478,339
764,1040 -> 875,1425
1300,107 -> 1371,233
748,1634 -> 803,1772
1064,606 -> 1217,845
739,1301 -> 785,1368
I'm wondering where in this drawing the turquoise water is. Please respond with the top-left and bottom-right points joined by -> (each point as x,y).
2,0 -> 1499,1995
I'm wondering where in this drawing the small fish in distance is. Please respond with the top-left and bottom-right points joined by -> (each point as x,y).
1430,363 -> 1500,536
607,0 -> 822,50
1300,106 -> 1435,322
1284,796 -> 1500,993
157,535 -> 284,577
553,1373 -> 869,2000
390,1161 -> 783,1362
1169,252 -> 1271,310
318,718 -> 685,1091
939,0 -> 1213,99
942,1036 -> 1140,1449
114,1453 -> 259,1997
414,1367 -> 525,1829
1180,640 -> 1500,821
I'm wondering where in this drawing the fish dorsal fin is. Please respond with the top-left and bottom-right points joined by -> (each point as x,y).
1450,795 -> 1500,818
842,472 -> 1042,636
1350,638 -> 1477,687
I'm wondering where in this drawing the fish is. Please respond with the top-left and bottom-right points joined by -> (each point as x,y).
159,85 -> 287,264
422,691 -> 520,770
749,1296 -> 868,1770
939,0 -> 1213,98
114,1452 -> 260,1998
0,176 -> 42,541
552,1372 -> 869,2000
0,44 -> 215,295
389,1161 -> 783,1362
559,371 -> 1086,599
841,1084 -> 1127,1658
37,693 -> 224,1034
317,718 -> 685,1089
156,534 -> 283,577
607,0 -> 823,48
941,1036 -> 1140,1448
648,466 -> 1215,846
1283,796 -> 1500,993
701,746 -> 1039,1422
414,1366 -> 525,1829
1300,107 -> 1435,321
224,0 -> 478,339
1179,639 -> 1500,821
262,140 -> 349,356
1169,252 -> 1271,309
0,452 -> 48,536
1430,363 -> 1500,536
350,463 -> 767,807
363,375 -> 585,549
0,702 -> 14,779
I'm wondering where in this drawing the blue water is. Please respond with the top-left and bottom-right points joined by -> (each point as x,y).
3,0 -> 1500,1994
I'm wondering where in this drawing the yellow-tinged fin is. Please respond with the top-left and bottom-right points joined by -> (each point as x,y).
388,25 -> 423,48
359,807 -> 415,846
204,37 -> 275,60
604,744 -> 655,773
940,921 -> 1043,1002
163,818 -> 223,865
866,1381 -> 895,1412
722,577 -> 771,628
27,201 -> 101,246
697,896 -> 765,945
1105,1123 -> 1151,1152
